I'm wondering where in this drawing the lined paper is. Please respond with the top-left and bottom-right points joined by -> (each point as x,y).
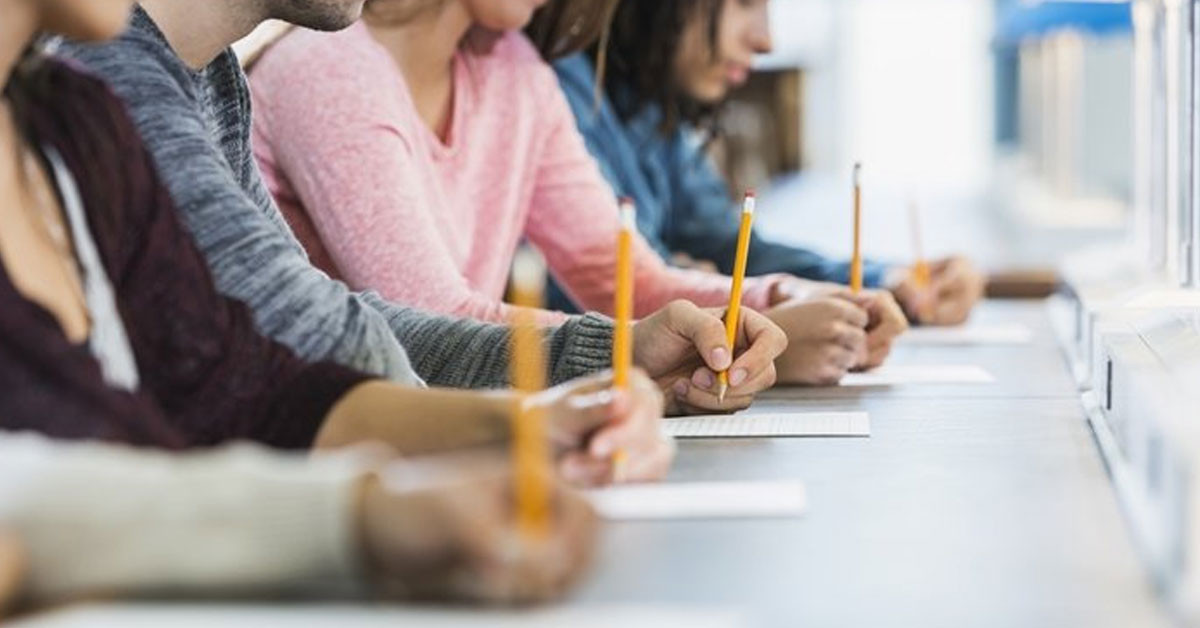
587,481 -> 806,521
840,365 -> 996,386
900,323 -> 1033,346
662,412 -> 869,438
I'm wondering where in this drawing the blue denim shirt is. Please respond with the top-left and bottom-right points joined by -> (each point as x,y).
548,54 -> 886,312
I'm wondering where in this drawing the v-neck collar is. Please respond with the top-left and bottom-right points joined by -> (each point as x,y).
357,21 -> 470,161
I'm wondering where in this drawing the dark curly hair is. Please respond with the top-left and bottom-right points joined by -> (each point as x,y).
595,0 -> 725,138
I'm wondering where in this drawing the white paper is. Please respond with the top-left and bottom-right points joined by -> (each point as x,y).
14,604 -> 746,628
899,323 -> 1033,346
839,365 -> 996,386
586,481 -> 806,520
662,411 -> 869,438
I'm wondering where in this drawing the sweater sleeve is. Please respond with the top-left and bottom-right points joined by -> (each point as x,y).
523,63 -> 785,319
73,62 -> 371,449
249,57 -> 569,328
362,293 -> 616,388
0,433 -> 365,602
61,28 -> 612,390
60,32 -> 423,385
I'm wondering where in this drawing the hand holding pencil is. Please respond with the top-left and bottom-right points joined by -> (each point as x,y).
716,191 -> 758,403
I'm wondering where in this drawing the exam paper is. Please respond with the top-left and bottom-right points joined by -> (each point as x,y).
13,604 -> 746,628
586,481 -> 806,520
839,365 -> 996,386
900,323 -> 1033,346
662,411 -> 869,438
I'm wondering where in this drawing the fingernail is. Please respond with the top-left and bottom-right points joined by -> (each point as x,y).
729,368 -> 748,386
672,379 -> 689,397
692,370 -> 714,389
710,347 -> 730,369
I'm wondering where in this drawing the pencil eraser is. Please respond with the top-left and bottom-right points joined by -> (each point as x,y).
744,189 -> 756,198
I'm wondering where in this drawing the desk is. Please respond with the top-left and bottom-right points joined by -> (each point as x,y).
15,301 -> 1168,627
571,300 -> 1167,627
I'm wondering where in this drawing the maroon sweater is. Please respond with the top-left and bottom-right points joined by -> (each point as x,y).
0,59 -> 372,450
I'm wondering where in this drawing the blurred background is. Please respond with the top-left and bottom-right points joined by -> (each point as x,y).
724,0 -> 1134,279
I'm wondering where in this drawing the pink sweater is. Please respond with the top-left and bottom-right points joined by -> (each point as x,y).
249,24 -> 780,326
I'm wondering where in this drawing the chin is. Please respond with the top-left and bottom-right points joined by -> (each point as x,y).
693,84 -> 729,105
480,9 -> 536,32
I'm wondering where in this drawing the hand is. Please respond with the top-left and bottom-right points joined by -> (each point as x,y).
529,370 -> 674,486
768,277 -> 846,306
359,462 -> 599,604
0,528 -> 23,614
631,301 -> 787,415
890,256 -> 986,325
669,252 -> 720,274
826,289 -> 908,369
765,297 -> 869,385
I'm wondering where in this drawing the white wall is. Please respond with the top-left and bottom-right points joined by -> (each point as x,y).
763,0 -> 995,196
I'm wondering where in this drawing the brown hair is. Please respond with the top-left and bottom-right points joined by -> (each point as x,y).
596,0 -> 725,136
525,0 -> 619,61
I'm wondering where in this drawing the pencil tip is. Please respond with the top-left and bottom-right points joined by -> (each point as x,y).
717,382 -> 728,404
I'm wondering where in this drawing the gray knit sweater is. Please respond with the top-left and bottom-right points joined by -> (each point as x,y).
60,8 -> 613,389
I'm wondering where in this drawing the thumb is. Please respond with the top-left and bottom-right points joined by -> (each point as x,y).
665,301 -> 733,371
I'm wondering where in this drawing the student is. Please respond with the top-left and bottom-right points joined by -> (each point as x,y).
3,0 -> 677,479
0,433 -> 596,605
551,0 -> 986,326
60,0 -> 785,414
0,0 -> 594,606
247,0 -> 901,385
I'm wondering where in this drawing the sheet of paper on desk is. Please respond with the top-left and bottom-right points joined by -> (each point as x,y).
662,411 -> 869,438
12,603 -> 748,628
900,323 -> 1034,346
586,481 -> 806,520
840,365 -> 996,386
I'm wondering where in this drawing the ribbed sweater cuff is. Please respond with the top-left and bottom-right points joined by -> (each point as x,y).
549,312 -> 615,384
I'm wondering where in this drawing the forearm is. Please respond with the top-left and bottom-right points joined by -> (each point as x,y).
365,294 -> 614,388
0,434 -> 365,603
316,382 -> 516,454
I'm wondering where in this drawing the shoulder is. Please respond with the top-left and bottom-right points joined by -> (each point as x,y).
252,22 -> 383,91
552,53 -> 596,97
29,58 -> 144,156
472,31 -> 561,96
57,13 -> 194,98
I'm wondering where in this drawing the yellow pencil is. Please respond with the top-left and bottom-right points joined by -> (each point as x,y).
611,198 -> 635,482
908,197 -> 931,288
850,163 -> 863,294
507,247 -> 551,540
717,191 -> 756,403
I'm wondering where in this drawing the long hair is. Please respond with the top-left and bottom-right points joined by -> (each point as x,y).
2,42 -> 188,449
5,39 -> 127,247
4,43 -> 49,145
594,0 -> 724,138
525,0 -> 619,61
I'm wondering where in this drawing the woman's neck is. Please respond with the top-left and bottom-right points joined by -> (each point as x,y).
366,1 -> 473,141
